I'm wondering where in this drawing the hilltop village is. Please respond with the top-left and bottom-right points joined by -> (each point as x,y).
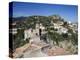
9,15 -> 78,58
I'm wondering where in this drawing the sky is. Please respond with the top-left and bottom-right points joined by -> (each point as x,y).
10,2 -> 78,23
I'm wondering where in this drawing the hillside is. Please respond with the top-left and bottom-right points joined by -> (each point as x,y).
9,15 -> 78,58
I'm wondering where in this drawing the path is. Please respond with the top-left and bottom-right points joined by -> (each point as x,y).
23,34 -> 49,58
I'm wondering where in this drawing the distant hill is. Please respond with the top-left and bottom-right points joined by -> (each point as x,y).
10,15 -> 65,29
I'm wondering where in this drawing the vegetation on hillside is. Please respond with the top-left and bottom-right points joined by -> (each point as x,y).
11,15 -> 78,53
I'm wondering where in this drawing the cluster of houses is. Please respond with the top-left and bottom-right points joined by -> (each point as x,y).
68,21 -> 78,33
50,21 -> 68,35
50,16 -> 78,35
53,23 -> 68,34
